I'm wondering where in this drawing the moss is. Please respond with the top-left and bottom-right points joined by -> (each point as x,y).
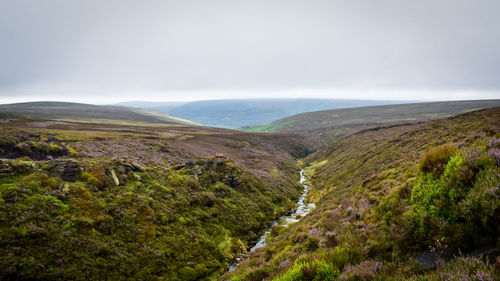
49,142 -> 63,152
29,141 -> 50,152
66,144 -> 79,157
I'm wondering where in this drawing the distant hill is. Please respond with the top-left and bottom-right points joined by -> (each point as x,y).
116,101 -> 188,110
0,101 -> 199,126
241,99 -> 500,142
119,99 -> 410,128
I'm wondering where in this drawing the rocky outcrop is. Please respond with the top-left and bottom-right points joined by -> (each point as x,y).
223,175 -> 240,188
49,159 -> 79,182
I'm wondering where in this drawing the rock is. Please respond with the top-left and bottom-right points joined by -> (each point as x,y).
10,159 -> 34,174
130,162 -> 145,172
49,159 -> 79,182
110,169 -> 120,185
223,175 -> 240,188
416,251 -> 437,270
0,159 -> 14,177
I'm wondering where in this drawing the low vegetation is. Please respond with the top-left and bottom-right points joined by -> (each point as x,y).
0,116 -> 321,280
1,102 -> 499,280
0,157 -> 303,280
225,107 -> 500,280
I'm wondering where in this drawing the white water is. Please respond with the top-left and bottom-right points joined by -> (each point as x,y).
228,169 -> 315,272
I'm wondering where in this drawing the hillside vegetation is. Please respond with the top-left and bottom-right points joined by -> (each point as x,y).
0,117 -> 321,280
241,100 -> 500,143
1,101 -> 499,280
226,107 -> 500,280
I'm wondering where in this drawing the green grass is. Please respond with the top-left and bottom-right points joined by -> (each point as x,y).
240,119 -> 297,133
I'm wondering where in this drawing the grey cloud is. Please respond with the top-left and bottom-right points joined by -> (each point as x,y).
0,0 -> 499,101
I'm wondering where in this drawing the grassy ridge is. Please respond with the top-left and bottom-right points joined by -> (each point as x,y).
241,100 -> 500,143
226,107 -> 500,280
0,101 -> 197,126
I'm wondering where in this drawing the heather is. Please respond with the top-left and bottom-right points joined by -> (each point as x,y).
0,119 -> 318,280
225,108 -> 500,280
1,105 -> 500,280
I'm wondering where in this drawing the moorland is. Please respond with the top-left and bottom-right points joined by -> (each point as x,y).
0,100 -> 499,280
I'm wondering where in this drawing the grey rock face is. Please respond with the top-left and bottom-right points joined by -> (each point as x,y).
49,159 -> 79,182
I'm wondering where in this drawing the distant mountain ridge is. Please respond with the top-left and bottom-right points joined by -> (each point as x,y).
118,99 -> 411,128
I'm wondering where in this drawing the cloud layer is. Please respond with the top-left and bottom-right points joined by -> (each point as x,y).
1,0 -> 499,102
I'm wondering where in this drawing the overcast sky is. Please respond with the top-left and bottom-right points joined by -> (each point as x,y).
1,0 -> 499,104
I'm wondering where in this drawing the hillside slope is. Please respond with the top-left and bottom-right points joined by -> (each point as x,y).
125,99 -> 407,129
0,118 -> 321,280
0,102 -> 198,126
241,100 -> 500,142
226,107 -> 500,280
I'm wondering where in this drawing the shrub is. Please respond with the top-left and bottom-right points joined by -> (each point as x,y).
419,144 -> 457,176
408,145 -> 500,249
304,237 -> 320,251
323,247 -> 362,271
273,260 -> 339,281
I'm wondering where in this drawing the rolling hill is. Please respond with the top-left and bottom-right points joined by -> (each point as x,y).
0,102 -> 199,126
241,99 -> 500,142
119,99 -> 410,128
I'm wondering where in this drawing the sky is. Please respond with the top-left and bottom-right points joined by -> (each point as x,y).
1,0 -> 499,104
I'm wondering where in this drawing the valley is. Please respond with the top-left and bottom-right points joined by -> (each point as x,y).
0,101 -> 499,280
3,1 -> 499,280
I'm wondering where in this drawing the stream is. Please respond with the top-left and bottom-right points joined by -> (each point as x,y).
228,169 -> 316,272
